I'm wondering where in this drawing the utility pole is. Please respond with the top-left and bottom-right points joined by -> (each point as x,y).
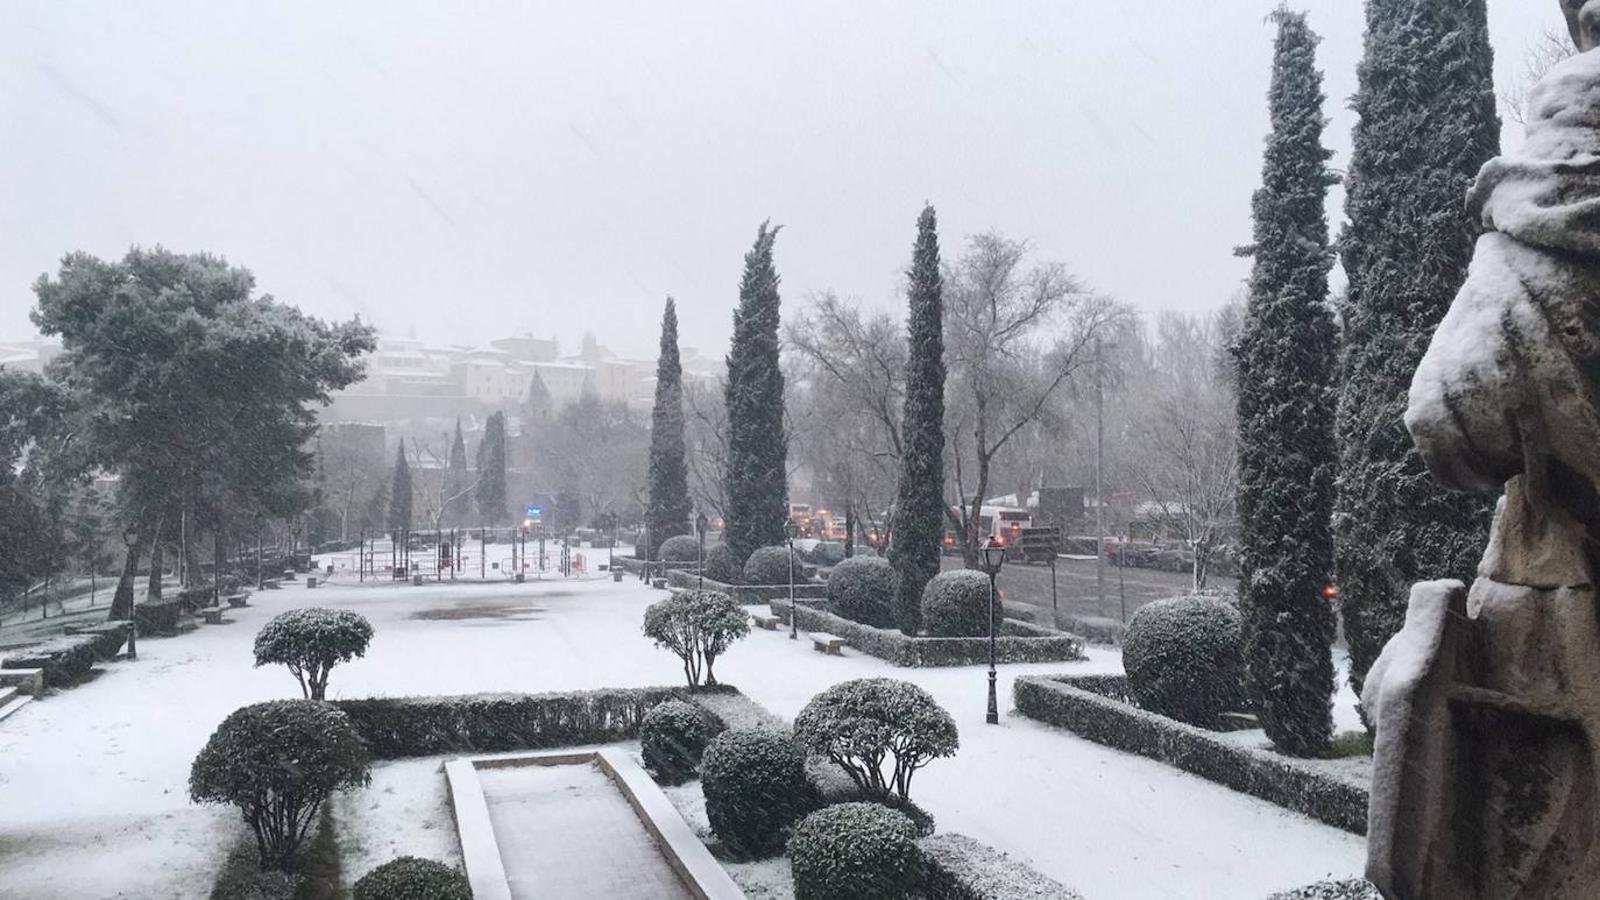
1095,335 -> 1106,619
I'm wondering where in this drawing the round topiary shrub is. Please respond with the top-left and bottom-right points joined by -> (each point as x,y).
700,728 -> 817,858
641,699 -> 718,785
1123,594 -> 1246,728
253,607 -> 373,700
827,557 -> 897,628
788,802 -> 921,900
702,544 -> 742,585
919,569 -> 1002,637
742,545 -> 799,585
353,857 -> 471,900
190,700 -> 369,870
794,677 -> 958,803
659,534 -> 700,563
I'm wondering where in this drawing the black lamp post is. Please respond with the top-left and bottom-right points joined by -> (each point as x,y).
980,540 -> 1007,725
696,510 -> 709,589
786,520 -> 800,640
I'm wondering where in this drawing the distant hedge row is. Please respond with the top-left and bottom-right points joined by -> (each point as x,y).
770,600 -> 1082,668
2,621 -> 131,686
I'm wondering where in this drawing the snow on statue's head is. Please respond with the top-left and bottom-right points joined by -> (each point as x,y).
1564,0 -> 1600,52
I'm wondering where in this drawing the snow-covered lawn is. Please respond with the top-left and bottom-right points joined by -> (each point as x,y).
0,575 -> 1364,899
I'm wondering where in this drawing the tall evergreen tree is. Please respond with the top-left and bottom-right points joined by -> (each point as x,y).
1335,0 -> 1500,696
646,298 -> 692,555
1234,9 -> 1339,757
386,443 -> 412,536
445,418 -> 471,525
722,222 -> 789,562
475,411 -> 508,525
888,205 -> 946,635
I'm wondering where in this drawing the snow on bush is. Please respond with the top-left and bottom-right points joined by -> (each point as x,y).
659,534 -> 701,563
827,556 -> 898,628
641,698 -> 719,785
1122,595 -> 1245,728
793,677 -> 958,803
253,607 -> 373,701
743,544 -> 800,585
702,543 -> 743,585
642,589 -> 750,688
700,728 -> 818,858
352,856 -> 471,900
920,569 -> 1002,638
917,832 -> 1084,900
1267,879 -> 1381,900
787,802 -> 921,900
189,700 -> 369,871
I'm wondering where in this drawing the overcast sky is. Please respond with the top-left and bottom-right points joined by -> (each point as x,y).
0,1 -> 1565,361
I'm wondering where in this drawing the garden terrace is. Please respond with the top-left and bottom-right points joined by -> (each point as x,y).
771,598 -> 1083,667
1014,673 -> 1368,834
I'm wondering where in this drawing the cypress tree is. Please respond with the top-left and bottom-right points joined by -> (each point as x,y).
1335,0 -> 1500,696
445,418 -> 470,525
386,443 -> 412,537
1234,8 -> 1339,757
722,222 -> 788,563
475,411 -> 508,525
888,205 -> 946,635
646,298 -> 692,555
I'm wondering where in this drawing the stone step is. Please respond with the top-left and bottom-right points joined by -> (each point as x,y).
0,691 -> 32,724
0,668 -> 44,695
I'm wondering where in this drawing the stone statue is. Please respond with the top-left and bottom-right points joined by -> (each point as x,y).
1363,5 -> 1600,898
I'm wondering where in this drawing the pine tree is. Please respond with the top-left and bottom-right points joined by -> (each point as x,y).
1234,9 -> 1339,757
888,205 -> 946,635
386,443 -> 412,537
1336,0 -> 1500,697
646,298 -> 693,555
722,222 -> 789,563
445,418 -> 471,525
475,411 -> 508,525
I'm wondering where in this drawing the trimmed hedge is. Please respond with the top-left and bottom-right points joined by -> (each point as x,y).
771,600 -> 1082,667
918,833 -> 1083,900
1123,595 -> 1244,728
921,570 -> 1003,638
1013,674 -> 1367,835
789,802 -> 921,900
352,857 -> 471,900
2,622 -> 131,686
701,727 -> 819,858
659,534 -> 701,563
133,599 -> 185,636
666,568 -> 828,604
826,557 -> 897,628
640,698 -> 716,785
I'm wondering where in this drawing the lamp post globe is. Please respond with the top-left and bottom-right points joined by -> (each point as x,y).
980,541 -> 1007,725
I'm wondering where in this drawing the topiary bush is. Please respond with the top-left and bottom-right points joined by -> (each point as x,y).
190,700 -> 369,871
788,802 -> 921,900
643,589 -> 750,688
659,534 -> 700,563
742,545 -> 799,585
702,544 -> 743,585
640,698 -> 717,785
827,556 -> 897,628
700,728 -> 817,858
1122,594 -> 1246,728
253,608 -> 373,700
352,857 -> 471,900
793,677 -> 958,802
920,569 -> 1002,637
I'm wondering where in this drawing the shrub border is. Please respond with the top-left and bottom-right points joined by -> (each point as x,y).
918,832 -> 1084,900
1013,674 -> 1368,835
2,621 -> 131,687
666,568 -> 828,604
769,599 -> 1083,668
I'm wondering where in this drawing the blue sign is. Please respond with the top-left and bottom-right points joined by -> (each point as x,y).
524,505 -> 543,519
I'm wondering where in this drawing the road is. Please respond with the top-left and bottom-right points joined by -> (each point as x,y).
940,554 -> 1236,626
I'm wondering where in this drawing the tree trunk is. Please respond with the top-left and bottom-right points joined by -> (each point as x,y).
109,520 -> 153,621
146,514 -> 166,600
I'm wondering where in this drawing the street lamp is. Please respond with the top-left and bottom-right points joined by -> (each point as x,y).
980,540 -> 1007,725
696,510 -> 709,589
786,520 -> 801,640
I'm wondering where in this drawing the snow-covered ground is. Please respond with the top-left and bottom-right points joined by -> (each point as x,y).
0,575 -> 1364,899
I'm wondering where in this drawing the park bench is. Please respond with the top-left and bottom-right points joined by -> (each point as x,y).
750,612 -> 780,631
195,607 -> 226,625
808,632 -> 845,656
224,594 -> 250,608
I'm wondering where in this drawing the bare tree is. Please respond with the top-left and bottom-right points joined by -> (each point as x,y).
1502,26 -> 1576,125
1124,311 -> 1238,589
943,232 -> 1127,567
683,377 -> 729,519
